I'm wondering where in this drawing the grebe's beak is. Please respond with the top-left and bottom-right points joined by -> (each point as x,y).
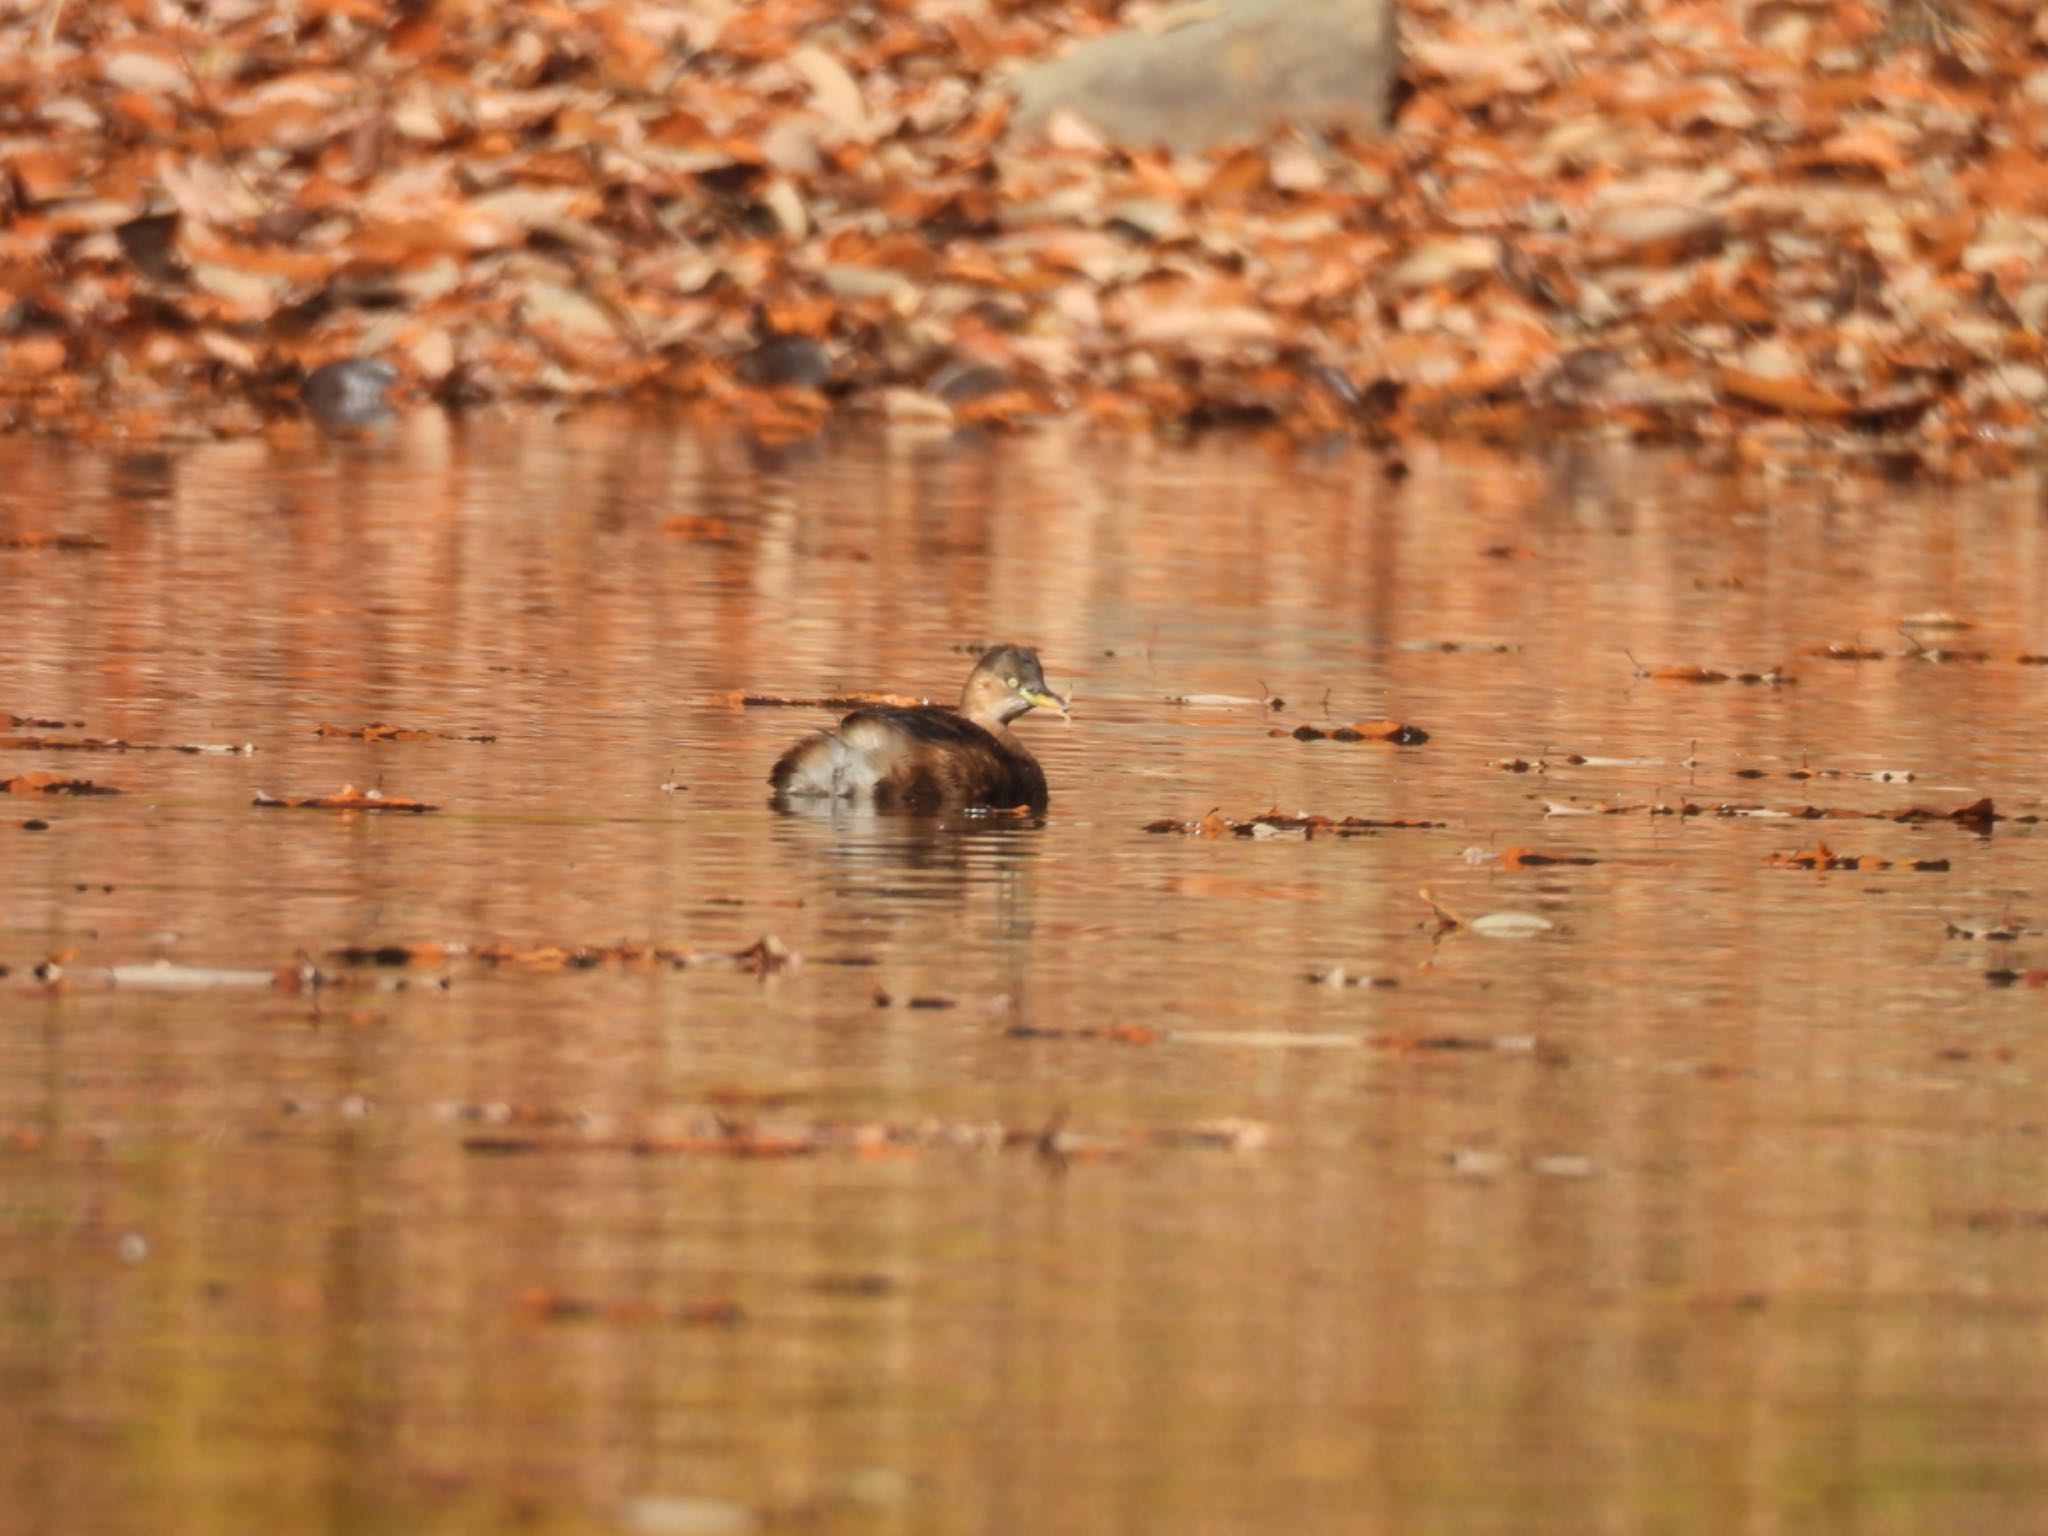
1022,686 -> 1069,718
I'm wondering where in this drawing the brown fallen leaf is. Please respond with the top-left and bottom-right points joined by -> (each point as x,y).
732,935 -> 798,975
0,735 -> 251,754
329,935 -> 797,973
511,1288 -> 738,1327
1881,798 -> 1997,827
313,723 -> 495,742
254,784 -> 437,812
1645,664 -> 1729,682
1280,721 -> 1431,744
1718,369 -> 1856,419
1004,1023 -> 1164,1045
329,942 -> 455,967
661,513 -> 735,542
1,772 -> 122,795
315,723 -> 436,741
1146,809 -> 1446,837
719,690 -> 929,709
1419,888 -> 1466,934
0,532 -> 109,551
1497,847 -> 1598,869
1629,654 -> 1794,685
1764,842 -> 1949,872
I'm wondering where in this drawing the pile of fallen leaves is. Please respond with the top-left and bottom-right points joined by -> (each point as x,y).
4,0 -> 2048,475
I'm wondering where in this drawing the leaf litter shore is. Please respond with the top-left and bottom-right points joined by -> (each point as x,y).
5,0 -> 2048,476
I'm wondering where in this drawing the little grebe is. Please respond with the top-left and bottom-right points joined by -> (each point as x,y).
769,645 -> 1068,810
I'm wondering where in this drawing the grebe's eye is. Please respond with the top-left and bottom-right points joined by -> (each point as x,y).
1005,676 -> 1018,687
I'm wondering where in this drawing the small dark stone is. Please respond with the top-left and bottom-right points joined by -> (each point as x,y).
926,360 -> 1011,405
736,334 -> 831,390
115,212 -> 183,283
1556,347 -> 1622,393
253,205 -> 319,246
303,358 -> 398,432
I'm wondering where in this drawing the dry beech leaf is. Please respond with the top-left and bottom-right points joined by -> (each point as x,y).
254,783 -> 438,812
719,690 -> 928,710
313,723 -> 493,743
1276,721 -> 1430,744
1,772 -> 122,795
662,514 -> 736,542
1717,368 -> 1855,418
1469,912 -> 1555,938
1145,808 -> 1445,837
1764,842 -> 1950,872
1496,848 -> 1598,869
3,0 -> 2046,477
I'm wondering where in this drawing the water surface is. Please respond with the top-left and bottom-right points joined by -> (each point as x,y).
5,416 -> 2048,1535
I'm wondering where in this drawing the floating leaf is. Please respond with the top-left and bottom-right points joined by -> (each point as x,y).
1495,848 -> 1598,869
1280,721 -> 1430,744
1,773 -> 121,795
1145,808 -> 1445,837
0,736 -> 251,754
662,514 -> 736,543
0,532 -> 108,551
254,784 -> 438,812
1764,842 -> 1950,872
1468,912 -> 1556,938
719,690 -> 928,710
313,723 -> 493,743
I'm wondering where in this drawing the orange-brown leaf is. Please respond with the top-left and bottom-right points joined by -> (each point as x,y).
254,783 -> 437,812
2,772 -> 120,794
1498,847 -> 1598,869
1717,369 -> 1855,419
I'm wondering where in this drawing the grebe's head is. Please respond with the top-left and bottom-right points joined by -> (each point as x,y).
961,645 -> 1067,726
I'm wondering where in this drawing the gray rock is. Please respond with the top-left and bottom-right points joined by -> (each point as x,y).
303,358 -> 398,432
736,335 -> 833,390
925,360 -> 1011,404
1008,0 -> 1399,153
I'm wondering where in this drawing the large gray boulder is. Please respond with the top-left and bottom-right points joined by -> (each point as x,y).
1008,0 -> 1399,153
